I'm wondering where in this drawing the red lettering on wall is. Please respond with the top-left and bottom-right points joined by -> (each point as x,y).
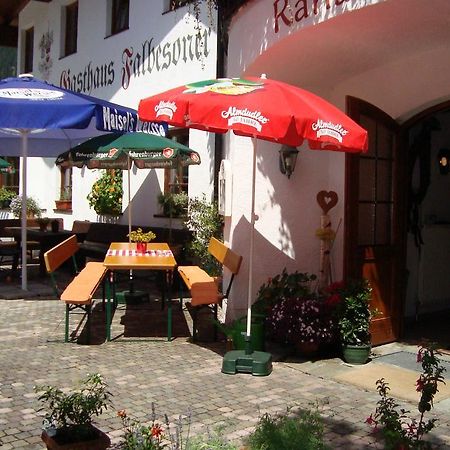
274,0 -> 292,33
274,0 -> 350,33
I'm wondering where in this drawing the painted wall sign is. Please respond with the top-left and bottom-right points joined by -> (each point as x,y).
273,0 -> 351,33
58,27 -> 212,95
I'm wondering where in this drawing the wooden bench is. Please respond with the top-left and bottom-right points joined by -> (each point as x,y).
44,235 -> 108,343
178,237 -> 242,341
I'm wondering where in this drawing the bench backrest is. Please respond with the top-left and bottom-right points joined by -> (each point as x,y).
44,234 -> 79,274
208,237 -> 242,275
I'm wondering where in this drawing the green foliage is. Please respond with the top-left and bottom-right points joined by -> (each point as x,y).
186,426 -> 238,450
9,195 -> 42,218
184,194 -> 223,276
35,373 -> 112,441
327,279 -> 374,345
245,407 -> 329,450
254,269 -> 317,315
0,187 -> 16,202
367,343 -> 446,449
158,191 -> 189,217
87,169 -> 123,215
118,404 -> 238,450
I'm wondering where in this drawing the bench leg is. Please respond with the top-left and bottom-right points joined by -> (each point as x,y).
213,304 -> 218,341
192,307 -> 198,342
65,303 -> 70,343
86,304 -> 91,344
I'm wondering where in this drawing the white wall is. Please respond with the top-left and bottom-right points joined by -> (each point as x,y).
224,0 -> 450,321
18,0 -> 217,228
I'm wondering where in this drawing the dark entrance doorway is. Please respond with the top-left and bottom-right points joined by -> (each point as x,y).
345,97 -> 450,347
344,97 -> 406,346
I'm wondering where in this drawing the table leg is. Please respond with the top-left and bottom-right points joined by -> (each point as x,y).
105,271 -> 113,342
167,270 -> 173,342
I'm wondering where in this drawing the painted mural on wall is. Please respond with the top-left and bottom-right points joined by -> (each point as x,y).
38,30 -> 53,80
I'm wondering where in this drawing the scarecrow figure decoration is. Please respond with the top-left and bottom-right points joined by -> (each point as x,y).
316,190 -> 338,291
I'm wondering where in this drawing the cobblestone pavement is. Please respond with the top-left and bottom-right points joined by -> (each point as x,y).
0,276 -> 449,449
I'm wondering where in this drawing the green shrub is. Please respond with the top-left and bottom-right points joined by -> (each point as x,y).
184,194 -> 223,276
245,408 -> 329,450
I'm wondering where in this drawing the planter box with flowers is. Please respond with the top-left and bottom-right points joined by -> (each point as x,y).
260,270 -> 337,357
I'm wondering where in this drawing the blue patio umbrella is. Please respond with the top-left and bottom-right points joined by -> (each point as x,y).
0,74 -> 166,289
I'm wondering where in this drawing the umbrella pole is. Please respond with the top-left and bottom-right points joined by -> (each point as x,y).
245,137 -> 257,353
221,137 -> 272,376
20,130 -> 29,291
127,159 -> 134,293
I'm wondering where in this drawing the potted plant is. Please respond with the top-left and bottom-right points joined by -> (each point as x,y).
327,279 -> 375,364
266,294 -> 336,357
127,227 -> 156,252
0,187 -> 16,209
35,373 -> 111,450
55,186 -> 72,211
253,269 -> 317,316
9,195 -> 42,218
87,169 -> 123,216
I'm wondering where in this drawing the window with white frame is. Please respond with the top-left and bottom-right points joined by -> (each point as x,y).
164,129 -> 189,195
23,27 -> 34,73
61,1 -> 78,57
108,0 -> 129,36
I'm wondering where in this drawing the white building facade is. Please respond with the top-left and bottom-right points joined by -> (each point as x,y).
16,0 -> 450,343
17,0 -> 217,228
223,0 -> 450,344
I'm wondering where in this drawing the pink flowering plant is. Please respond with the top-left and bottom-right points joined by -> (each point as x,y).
366,343 -> 446,449
263,271 -> 337,346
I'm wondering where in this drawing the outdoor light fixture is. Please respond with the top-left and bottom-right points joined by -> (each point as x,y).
279,145 -> 299,179
438,148 -> 450,175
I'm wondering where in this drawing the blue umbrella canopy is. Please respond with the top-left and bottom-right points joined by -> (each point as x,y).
0,74 -> 166,289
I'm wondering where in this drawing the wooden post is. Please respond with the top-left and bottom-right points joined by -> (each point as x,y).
316,191 -> 338,292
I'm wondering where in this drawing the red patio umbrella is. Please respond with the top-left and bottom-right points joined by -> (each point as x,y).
138,76 -> 368,373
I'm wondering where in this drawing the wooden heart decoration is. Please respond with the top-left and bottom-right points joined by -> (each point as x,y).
316,190 -> 338,214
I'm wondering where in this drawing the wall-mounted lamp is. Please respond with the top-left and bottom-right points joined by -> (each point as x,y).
438,148 -> 450,175
279,145 -> 299,179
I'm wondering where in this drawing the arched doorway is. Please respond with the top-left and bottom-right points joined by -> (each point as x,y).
345,97 -> 450,346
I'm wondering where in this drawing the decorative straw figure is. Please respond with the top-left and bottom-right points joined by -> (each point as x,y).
316,191 -> 338,291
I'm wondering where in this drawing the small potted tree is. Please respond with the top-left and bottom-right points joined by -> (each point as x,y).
35,373 -> 111,450
328,279 -> 375,364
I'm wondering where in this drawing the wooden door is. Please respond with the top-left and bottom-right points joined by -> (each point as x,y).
345,97 -> 407,345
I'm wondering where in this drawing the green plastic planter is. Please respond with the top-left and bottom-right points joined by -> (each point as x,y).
232,314 -> 265,351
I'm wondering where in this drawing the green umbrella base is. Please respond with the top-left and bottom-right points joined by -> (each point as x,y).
116,290 -> 149,305
222,350 -> 273,376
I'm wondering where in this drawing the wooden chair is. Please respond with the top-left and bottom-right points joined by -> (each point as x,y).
44,235 -> 108,343
178,237 -> 242,341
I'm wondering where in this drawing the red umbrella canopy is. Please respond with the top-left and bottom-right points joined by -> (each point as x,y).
138,76 -> 368,153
